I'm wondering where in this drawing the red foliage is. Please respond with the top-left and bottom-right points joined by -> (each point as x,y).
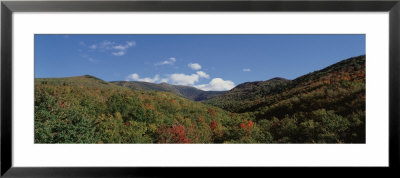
156,125 -> 192,143
240,120 -> 254,131
209,120 -> 217,131
247,120 -> 254,128
240,123 -> 246,129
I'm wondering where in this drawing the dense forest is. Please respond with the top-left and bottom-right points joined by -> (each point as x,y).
35,55 -> 365,143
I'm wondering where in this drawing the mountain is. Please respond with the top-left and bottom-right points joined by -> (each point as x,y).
111,81 -> 225,101
203,77 -> 291,113
204,55 -> 365,113
204,55 -> 366,143
34,55 -> 366,144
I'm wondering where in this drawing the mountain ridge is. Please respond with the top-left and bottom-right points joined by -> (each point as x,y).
110,80 -> 226,101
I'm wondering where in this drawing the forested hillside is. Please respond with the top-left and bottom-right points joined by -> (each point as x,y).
35,55 -> 365,143
205,55 -> 366,143
35,76 -> 270,143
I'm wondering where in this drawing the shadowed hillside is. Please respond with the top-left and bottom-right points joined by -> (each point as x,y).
111,81 -> 225,101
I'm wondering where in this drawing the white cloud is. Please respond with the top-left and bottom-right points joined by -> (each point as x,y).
188,63 -> 202,70
160,78 -> 169,83
112,41 -> 135,51
124,70 -> 232,90
83,40 -> 136,57
195,78 -> 235,91
196,71 -> 210,79
112,51 -> 125,56
126,73 -> 160,83
127,41 -> 136,47
126,73 -> 140,81
155,57 -> 176,66
168,73 -> 199,85
113,45 -> 127,51
243,68 -> 251,72
167,71 -> 209,85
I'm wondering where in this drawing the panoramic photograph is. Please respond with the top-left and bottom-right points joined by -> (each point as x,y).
34,34 -> 365,144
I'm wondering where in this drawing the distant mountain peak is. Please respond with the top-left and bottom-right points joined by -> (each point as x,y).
111,81 -> 225,101
83,74 -> 94,78
268,77 -> 288,81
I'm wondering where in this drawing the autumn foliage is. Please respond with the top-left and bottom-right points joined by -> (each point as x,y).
34,55 -> 366,143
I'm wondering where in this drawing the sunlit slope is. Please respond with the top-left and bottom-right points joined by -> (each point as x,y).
35,75 -> 128,90
34,76 -> 264,143
204,55 -> 366,143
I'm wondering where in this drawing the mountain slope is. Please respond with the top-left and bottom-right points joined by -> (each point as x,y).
203,77 -> 291,112
34,55 -> 366,143
111,81 -> 225,101
204,55 -> 366,143
205,55 -> 365,113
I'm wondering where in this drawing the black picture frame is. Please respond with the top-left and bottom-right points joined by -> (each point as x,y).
1,0 -> 399,177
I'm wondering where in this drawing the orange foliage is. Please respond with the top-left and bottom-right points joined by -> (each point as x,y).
144,103 -> 154,110
198,116 -> 205,123
169,98 -> 177,104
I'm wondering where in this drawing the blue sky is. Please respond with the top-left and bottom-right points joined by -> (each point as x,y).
35,34 -> 365,91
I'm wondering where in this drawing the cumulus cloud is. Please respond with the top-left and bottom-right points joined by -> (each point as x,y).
155,57 -> 176,66
243,68 -> 251,72
160,78 -> 169,83
196,71 -> 210,79
126,73 -> 160,83
168,73 -> 199,85
188,63 -> 202,70
124,70 -> 231,91
166,71 -> 210,85
195,78 -> 235,91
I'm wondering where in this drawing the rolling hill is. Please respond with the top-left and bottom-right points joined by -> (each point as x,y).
35,75 -> 128,90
